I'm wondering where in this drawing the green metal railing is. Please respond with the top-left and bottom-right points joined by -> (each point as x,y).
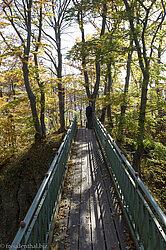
94,117 -> 166,250
10,117 -> 77,250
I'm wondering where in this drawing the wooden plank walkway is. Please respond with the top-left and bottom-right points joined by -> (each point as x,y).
50,128 -> 135,250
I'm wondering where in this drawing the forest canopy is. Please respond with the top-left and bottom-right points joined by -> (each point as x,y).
0,0 -> 166,198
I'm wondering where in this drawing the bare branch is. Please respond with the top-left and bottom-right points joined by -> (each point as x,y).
161,0 -> 166,12
141,8 -> 150,67
44,49 -> 58,71
150,11 -> 166,58
47,66 -> 57,76
14,0 -> 26,24
42,28 -> 57,46
22,0 -> 28,26
3,3 -> 25,44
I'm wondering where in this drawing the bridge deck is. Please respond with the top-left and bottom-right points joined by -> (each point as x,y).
50,128 -> 134,250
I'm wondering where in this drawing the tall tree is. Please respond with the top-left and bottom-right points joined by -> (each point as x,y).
43,0 -> 71,131
100,63 -> 113,127
118,38 -> 133,143
123,0 -> 166,172
1,0 -> 45,140
33,2 -> 46,137
72,0 -> 107,110
155,36 -> 166,118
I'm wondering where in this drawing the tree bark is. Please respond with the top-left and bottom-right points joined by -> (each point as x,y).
155,39 -> 165,118
79,9 -> 91,99
0,88 -> 3,97
133,70 -> 149,173
2,0 -> 43,141
77,2 -> 107,110
33,5 -> 46,138
106,64 -> 113,127
22,60 -> 42,140
118,39 -> 133,142
43,0 -> 66,132
34,54 -> 46,138
100,64 -> 113,126
122,0 -> 153,173
100,79 -> 107,123
57,28 -> 65,131
92,3 -> 107,109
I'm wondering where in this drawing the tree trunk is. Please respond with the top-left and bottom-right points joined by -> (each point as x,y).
34,53 -> 46,138
57,27 -> 65,132
77,2 -> 107,110
118,39 -> 133,142
79,10 -> 91,99
33,5 -> 46,138
92,61 -> 101,109
0,88 -> 3,97
91,3 -> 107,109
57,74 -> 65,132
100,107 -> 106,123
106,64 -> 114,128
155,40 -> 165,118
133,70 -> 149,173
100,79 -> 107,123
43,1 -> 66,131
100,64 -> 113,126
40,85 -> 46,136
58,83 -> 65,131
22,60 -> 42,140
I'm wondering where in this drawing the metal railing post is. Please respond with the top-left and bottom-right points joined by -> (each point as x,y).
94,116 -> 166,250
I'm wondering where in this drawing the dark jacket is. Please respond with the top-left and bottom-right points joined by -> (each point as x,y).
86,105 -> 93,118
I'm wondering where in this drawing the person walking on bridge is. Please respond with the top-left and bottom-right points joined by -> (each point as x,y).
86,102 -> 93,129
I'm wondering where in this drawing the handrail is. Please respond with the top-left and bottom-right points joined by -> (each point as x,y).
94,117 -> 166,250
10,117 -> 77,250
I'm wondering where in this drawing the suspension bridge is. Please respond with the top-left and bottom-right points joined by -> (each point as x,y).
10,117 -> 166,250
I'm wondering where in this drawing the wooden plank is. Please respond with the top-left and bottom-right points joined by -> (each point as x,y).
50,128 -> 134,250
66,131 -> 82,250
50,152 -> 75,249
90,134 -> 119,249
87,130 -> 106,250
79,129 -> 92,249
50,130 -> 80,250
89,134 -> 121,249
92,132 -> 132,249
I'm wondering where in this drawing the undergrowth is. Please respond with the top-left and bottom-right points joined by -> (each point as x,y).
105,123 -> 166,214
0,131 -> 65,201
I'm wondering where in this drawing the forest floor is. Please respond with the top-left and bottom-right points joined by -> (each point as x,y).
0,131 -> 64,247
